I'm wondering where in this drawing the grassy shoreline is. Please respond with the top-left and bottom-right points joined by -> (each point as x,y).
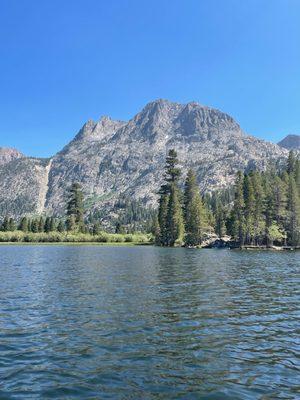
0,231 -> 152,244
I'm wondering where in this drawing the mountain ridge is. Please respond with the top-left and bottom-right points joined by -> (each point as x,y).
0,99 -> 288,218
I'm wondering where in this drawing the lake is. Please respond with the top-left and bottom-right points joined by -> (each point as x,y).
0,245 -> 299,399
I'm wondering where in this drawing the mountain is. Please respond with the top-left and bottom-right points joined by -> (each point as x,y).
278,134 -> 300,150
0,99 -> 287,218
0,147 -> 24,166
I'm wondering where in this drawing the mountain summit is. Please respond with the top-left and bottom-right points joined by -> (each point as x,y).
278,134 -> 300,150
0,100 -> 287,217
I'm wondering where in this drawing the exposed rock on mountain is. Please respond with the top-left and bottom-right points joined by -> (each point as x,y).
0,99 -> 288,218
0,147 -> 24,166
278,134 -> 300,150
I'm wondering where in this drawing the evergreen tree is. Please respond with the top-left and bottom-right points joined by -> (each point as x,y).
57,220 -> 65,233
287,174 -> 300,245
93,221 -> 101,235
66,183 -> 85,232
31,219 -> 39,233
166,184 -> 185,246
66,215 -> 76,232
157,149 -> 184,246
38,217 -> 45,233
287,150 -> 296,175
243,174 -> 255,244
184,169 -> 206,246
251,171 -> 265,245
157,193 -> 169,245
19,217 -> 29,232
1,216 -> 9,231
231,172 -> 246,244
50,217 -> 56,232
215,200 -> 227,238
9,218 -> 16,231
44,217 -> 51,233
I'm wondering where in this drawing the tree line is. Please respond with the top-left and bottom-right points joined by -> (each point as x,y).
0,183 -> 87,234
156,149 -> 300,247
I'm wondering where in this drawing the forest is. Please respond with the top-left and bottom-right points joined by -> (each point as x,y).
156,150 -> 300,247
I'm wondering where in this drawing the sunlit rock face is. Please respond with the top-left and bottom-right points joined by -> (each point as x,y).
0,99 -> 287,217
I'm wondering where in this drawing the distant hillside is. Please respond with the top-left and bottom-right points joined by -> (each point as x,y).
278,134 -> 300,150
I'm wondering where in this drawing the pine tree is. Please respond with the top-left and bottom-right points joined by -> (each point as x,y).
184,169 -> 206,246
66,183 -> 85,232
9,218 -> 16,231
57,220 -> 65,233
243,174 -> 255,244
44,217 -> 51,233
31,219 -> 39,233
19,217 -> 29,232
166,184 -> 185,246
66,215 -> 76,232
231,172 -> 246,244
287,150 -> 296,175
157,149 -> 182,246
287,174 -> 300,246
215,200 -> 227,238
251,171 -> 265,245
157,193 -> 169,245
50,217 -> 56,232
93,221 -> 101,235
1,216 -> 10,231
38,217 -> 45,233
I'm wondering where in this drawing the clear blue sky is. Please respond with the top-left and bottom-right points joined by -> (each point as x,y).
0,0 -> 299,157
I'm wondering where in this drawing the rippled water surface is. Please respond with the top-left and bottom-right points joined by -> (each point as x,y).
0,245 -> 299,399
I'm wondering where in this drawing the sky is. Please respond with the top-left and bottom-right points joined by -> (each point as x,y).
0,0 -> 299,157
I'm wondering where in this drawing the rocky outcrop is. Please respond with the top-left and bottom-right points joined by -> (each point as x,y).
0,99 -> 288,217
278,134 -> 300,150
0,147 -> 24,166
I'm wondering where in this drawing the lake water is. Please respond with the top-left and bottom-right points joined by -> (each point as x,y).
0,245 -> 299,399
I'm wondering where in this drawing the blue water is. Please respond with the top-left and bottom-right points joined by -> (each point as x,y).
0,245 -> 299,399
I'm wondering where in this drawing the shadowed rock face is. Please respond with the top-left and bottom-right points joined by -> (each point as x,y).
0,99 -> 288,217
0,147 -> 24,166
278,134 -> 300,150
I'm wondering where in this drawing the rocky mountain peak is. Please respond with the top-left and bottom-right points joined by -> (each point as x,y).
0,99 -> 288,218
278,134 -> 300,150
0,147 -> 24,166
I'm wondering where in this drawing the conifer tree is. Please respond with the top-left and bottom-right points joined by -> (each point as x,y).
287,150 -> 296,175
57,220 -> 65,233
44,217 -> 51,233
184,169 -> 206,246
156,149 -> 185,246
157,193 -> 169,245
9,218 -> 16,231
251,171 -> 265,245
66,215 -> 76,232
2,216 -> 10,231
287,174 -> 300,245
31,219 -> 39,233
19,217 -> 29,232
231,172 -> 246,244
38,217 -> 45,233
243,174 -> 255,244
93,221 -> 101,235
215,200 -> 227,238
66,183 -> 85,232
166,184 -> 185,246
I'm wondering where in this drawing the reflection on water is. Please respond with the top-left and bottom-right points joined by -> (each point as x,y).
0,246 -> 299,399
